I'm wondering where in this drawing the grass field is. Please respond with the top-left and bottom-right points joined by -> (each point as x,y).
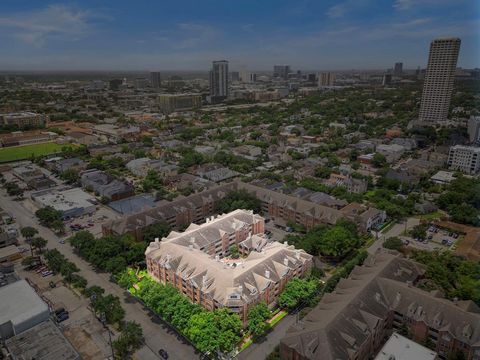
0,142 -> 69,163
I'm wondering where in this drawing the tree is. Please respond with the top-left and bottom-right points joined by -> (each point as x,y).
31,237 -> 48,254
247,302 -> 271,338
116,268 -> 138,290
21,226 -> 38,256
278,278 -> 319,311
4,182 -> 23,198
142,170 -> 166,193
59,169 -> 79,185
229,245 -> 240,259
35,206 -> 63,229
215,190 -> 262,214
113,321 -> 144,359
410,224 -> 427,240
383,237 -> 404,251
143,221 -> 172,244
372,153 -> 387,167
186,309 -> 242,353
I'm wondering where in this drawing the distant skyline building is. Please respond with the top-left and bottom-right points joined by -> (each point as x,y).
418,37 -> 461,124
150,72 -> 161,89
134,77 -> 149,90
209,60 -> 229,102
273,65 -> 290,80
318,72 -> 336,87
393,62 -> 403,76
382,73 -> 392,86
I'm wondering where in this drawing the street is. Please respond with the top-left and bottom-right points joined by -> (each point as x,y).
0,190 -> 200,360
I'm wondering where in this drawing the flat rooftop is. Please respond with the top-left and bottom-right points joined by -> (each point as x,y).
6,320 -> 80,360
375,332 -> 437,360
0,279 -> 49,328
32,187 -> 96,212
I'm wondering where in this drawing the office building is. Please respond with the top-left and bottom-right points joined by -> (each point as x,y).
230,71 -> 240,82
134,78 -> 149,90
318,72 -> 336,87
145,209 -> 312,323
273,65 -> 291,80
150,71 -> 161,89
209,60 -> 229,102
394,62 -> 403,76
0,112 -> 46,129
382,73 -> 392,86
447,145 -> 480,174
418,38 -> 461,124
467,116 -> 480,145
109,78 -> 123,91
157,93 -> 202,114
281,251 -> 480,360
31,187 -> 97,219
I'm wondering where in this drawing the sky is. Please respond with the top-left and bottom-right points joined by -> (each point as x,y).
0,0 -> 479,71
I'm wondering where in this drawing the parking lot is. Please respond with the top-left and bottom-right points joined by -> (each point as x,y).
426,225 -> 460,249
64,206 -> 120,238
15,263 -> 114,360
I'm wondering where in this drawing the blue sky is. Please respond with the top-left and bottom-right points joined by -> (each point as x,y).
0,0 -> 478,71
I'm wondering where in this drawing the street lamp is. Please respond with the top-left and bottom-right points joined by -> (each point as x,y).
100,312 -> 114,360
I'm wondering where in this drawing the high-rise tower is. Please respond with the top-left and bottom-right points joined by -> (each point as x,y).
209,60 -> 229,102
418,38 -> 461,124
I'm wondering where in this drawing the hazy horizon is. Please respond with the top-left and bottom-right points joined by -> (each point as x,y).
0,1 -> 478,71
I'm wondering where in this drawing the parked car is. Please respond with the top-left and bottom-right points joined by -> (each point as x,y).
158,349 -> 169,359
57,313 -> 69,323
49,281 -> 56,288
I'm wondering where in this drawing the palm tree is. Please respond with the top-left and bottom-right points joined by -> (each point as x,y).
20,226 -> 38,257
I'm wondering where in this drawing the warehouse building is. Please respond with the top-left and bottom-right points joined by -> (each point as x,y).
0,280 -> 50,339
31,187 -> 97,219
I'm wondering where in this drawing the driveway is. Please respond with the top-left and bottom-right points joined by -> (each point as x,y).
0,190 -> 200,360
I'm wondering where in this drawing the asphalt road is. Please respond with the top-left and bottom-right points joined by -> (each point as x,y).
0,190 -> 200,360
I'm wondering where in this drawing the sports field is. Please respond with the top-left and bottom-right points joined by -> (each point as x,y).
0,142 -> 69,163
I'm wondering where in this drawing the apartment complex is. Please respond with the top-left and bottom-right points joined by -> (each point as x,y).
0,112 -> 46,129
157,94 -> 202,114
447,145 -> 480,174
145,209 -> 312,322
280,251 -> 480,360
209,60 -> 229,102
418,38 -> 461,124
103,181 -> 386,241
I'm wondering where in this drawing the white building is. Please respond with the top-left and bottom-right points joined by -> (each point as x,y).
447,145 -> 480,174
375,332 -> 437,360
0,280 -> 50,338
210,60 -> 229,101
31,187 -> 97,219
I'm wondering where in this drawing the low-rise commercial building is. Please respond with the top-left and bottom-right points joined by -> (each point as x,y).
5,320 -> 80,360
157,94 -> 202,114
31,187 -> 97,219
145,209 -> 312,323
81,169 -> 134,201
0,112 -> 46,129
447,145 -> 480,174
0,279 -> 50,338
0,245 -> 21,263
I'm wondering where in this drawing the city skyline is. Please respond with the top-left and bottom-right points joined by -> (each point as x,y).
0,1 -> 478,71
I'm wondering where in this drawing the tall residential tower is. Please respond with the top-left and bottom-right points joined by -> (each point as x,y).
418,38 -> 461,124
209,60 -> 229,102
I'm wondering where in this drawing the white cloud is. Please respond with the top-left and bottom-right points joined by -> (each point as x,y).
0,4 -> 94,46
393,0 -> 414,10
326,4 -> 346,18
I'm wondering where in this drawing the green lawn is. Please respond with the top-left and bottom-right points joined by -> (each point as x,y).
0,142 -> 70,163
